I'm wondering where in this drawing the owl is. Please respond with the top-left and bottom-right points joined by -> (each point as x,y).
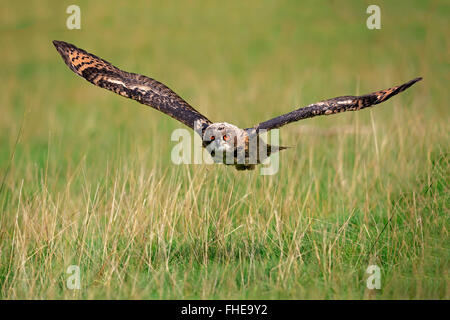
53,40 -> 422,170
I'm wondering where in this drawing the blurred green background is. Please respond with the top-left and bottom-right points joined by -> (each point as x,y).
0,0 -> 448,299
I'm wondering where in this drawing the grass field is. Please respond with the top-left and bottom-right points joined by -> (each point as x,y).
0,0 -> 448,299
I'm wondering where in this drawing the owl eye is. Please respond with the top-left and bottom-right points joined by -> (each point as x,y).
223,134 -> 229,141
210,136 -> 215,141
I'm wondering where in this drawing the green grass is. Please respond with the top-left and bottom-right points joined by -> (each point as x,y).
0,0 -> 448,299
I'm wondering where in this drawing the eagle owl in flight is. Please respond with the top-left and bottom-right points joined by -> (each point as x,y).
53,40 -> 422,170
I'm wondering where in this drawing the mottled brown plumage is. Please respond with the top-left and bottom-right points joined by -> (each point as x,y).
53,40 -> 211,131
253,77 -> 422,132
53,40 -> 422,170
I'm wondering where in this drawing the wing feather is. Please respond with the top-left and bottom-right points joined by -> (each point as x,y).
53,40 -> 211,131
253,77 -> 422,132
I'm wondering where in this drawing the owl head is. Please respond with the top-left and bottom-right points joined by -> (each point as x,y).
202,122 -> 244,162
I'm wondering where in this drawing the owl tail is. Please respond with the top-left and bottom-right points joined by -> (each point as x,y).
268,144 -> 290,153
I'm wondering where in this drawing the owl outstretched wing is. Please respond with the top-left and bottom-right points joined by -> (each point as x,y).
252,77 -> 422,132
53,40 -> 212,131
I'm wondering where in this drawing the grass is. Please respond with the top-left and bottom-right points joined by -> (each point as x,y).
0,0 -> 448,299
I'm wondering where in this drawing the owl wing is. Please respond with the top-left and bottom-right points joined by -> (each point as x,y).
252,77 -> 422,132
53,40 -> 212,132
